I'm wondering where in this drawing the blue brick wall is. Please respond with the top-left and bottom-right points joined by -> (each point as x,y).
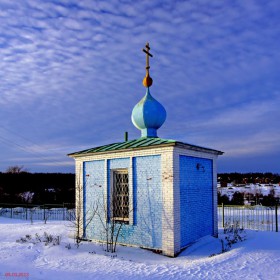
131,155 -> 162,248
83,155 -> 162,249
83,160 -> 105,238
179,155 -> 213,248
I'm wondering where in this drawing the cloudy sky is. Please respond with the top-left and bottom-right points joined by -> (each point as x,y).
0,0 -> 279,173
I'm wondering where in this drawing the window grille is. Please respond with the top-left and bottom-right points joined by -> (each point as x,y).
112,169 -> 129,222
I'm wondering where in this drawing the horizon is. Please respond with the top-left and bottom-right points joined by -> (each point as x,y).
0,169 -> 280,176
1,1 -> 279,173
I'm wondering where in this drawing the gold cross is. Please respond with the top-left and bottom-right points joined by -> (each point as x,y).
142,42 -> 153,75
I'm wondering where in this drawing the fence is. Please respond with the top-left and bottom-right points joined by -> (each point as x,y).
218,204 -> 279,232
0,203 -> 75,221
1,203 -> 279,231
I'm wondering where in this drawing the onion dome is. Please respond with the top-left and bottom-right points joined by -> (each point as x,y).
131,43 -> 166,138
131,88 -> 166,137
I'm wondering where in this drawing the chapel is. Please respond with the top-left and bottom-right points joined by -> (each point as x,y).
69,43 -> 223,257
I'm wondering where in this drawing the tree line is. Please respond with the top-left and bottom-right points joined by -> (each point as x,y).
218,172 -> 280,185
0,167 -> 75,205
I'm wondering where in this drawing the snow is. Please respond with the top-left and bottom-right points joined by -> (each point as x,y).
19,192 -> 34,203
1,217 -> 280,280
218,183 -> 280,201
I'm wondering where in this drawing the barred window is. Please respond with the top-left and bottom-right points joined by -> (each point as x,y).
112,169 -> 129,222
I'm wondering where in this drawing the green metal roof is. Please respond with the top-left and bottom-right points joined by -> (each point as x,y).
68,137 -> 223,157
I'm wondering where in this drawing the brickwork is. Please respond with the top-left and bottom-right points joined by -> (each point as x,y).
83,160 -> 105,238
161,148 -> 180,256
132,155 -> 162,248
79,151 -> 163,249
73,144 -> 219,256
174,147 -> 219,247
179,155 -> 213,247
75,160 -> 84,238
212,158 -> 218,237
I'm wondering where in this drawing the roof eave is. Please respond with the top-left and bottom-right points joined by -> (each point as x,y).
175,142 -> 224,155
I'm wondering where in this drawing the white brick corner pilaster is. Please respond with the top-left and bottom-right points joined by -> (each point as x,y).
75,160 -> 84,238
172,149 -> 181,254
161,148 -> 181,257
129,157 -> 134,225
104,159 -> 108,221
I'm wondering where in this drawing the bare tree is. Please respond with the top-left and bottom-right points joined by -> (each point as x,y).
19,191 -> 34,204
95,197 -> 128,253
29,207 -> 37,225
67,175 -> 97,248
95,193 -> 128,253
6,165 -> 27,173
43,207 -> 52,224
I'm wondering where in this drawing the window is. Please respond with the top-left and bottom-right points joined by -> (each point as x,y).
111,169 -> 129,222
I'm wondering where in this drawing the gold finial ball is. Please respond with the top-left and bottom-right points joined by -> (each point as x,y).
142,74 -> 153,87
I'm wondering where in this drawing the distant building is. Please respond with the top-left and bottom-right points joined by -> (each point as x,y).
68,43 -> 223,257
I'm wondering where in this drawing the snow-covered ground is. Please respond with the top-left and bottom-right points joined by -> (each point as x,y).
1,217 -> 280,279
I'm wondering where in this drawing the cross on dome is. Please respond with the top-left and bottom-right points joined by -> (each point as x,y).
142,42 -> 153,88
142,43 -> 153,76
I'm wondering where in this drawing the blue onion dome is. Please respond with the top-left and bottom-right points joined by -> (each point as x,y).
131,87 -> 166,138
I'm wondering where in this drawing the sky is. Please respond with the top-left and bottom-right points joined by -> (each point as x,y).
0,0 -> 279,174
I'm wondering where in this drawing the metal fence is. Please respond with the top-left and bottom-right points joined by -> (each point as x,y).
218,204 -> 279,232
1,203 -> 279,231
0,203 -> 75,221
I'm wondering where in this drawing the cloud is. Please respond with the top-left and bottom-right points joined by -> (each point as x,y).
0,0 -> 279,172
